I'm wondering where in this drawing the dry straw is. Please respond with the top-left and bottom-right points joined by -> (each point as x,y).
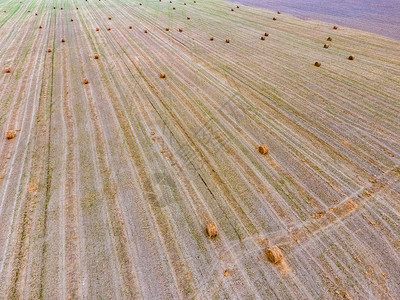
6,130 -> 16,139
206,222 -> 218,238
258,144 -> 269,155
266,246 -> 283,263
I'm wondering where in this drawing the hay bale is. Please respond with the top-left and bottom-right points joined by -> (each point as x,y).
94,54 -> 99,59
160,73 -> 166,78
96,27 -> 99,31
60,7 -> 63,10
178,28 -> 183,32
47,48 -> 52,53
5,67 -> 11,73
70,18 -> 73,22
265,33 -> 269,36
266,246 -> 283,263
206,222 -> 218,238
129,26 -> 132,29
173,7 -> 176,10
237,5 -> 239,8
273,17 -> 277,20
144,29 -> 148,33
348,55 -> 355,60
277,11 -> 281,14
231,8 -> 234,11
39,25 -> 42,29
108,17 -> 111,20
76,7 -> 78,10
314,61 -> 321,67
333,26 -> 338,30
83,78 -> 89,84
210,37 -> 214,41
258,144 -> 269,155
61,38 -> 65,42
107,27 -> 111,31
187,16 -> 190,20
225,39 -> 230,43
6,130 -> 16,139
35,13 -> 37,15
165,27 -> 169,31
261,36 -> 265,40
327,37 -> 332,41
323,44 -> 329,48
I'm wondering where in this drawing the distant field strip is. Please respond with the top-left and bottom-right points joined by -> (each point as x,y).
0,0 -> 399,298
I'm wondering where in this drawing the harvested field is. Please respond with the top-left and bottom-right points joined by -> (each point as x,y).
0,0 -> 400,299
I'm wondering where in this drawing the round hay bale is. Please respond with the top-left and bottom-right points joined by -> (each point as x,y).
60,7 -> 63,10
348,55 -> 355,60
277,11 -> 281,14
35,13 -> 37,15
94,54 -> 99,59
5,67 -> 11,73
160,73 -> 166,78
39,25 -> 42,29
165,27 -> 169,31
225,39 -> 230,43
96,27 -> 99,31
194,0 -> 196,3
323,44 -> 329,48
261,36 -> 265,40
129,25 -> 132,29
333,26 -> 338,30
178,28 -> 183,32
70,18 -> 73,22
258,144 -> 269,155
265,33 -> 269,36
184,2 -> 186,5
231,8 -> 234,11
266,246 -> 283,263
327,37 -> 332,41
206,222 -> 218,238
237,5 -> 239,8
83,78 -> 89,84
6,130 -> 16,139
107,27 -> 111,31
108,17 -> 111,20
47,48 -> 52,53
210,37 -> 214,41
61,38 -> 65,42
187,16 -> 190,20
273,17 -> 277,20
314,61 -> 321,67
76,7 -> 78,10
53,6 -> 56,9
144,29 -> 148,33
173,7 -> 176,10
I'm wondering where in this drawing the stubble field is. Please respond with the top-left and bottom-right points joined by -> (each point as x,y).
0,0 -> 400,299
